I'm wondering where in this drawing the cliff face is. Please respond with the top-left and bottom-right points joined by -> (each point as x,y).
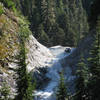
0,34 -> 53,99
0,4 -> 53,99
26,35 -> 53,72
0,5 -> 19,98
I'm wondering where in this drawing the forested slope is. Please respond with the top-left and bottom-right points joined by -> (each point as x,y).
0,0 -> 100,100
11,0 -> 89,47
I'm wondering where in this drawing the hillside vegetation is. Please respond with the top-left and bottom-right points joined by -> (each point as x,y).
0,0 -> 100,100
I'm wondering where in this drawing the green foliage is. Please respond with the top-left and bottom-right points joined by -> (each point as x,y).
37,24 -> 50,46
25,74 -> 36,100
16,41 -> 27,100
0,0 -> 16,11
16,18 -> 34,99
56,0 -> 64,12
74,15 -> 100,100
19,0 -> 35,17
17,0 -> 89,47
88,17 -> 100,76
16,41 -> 35,100
0,81 -> 10,100
75,54 -> 89,100
56,71 -> 68,100
0,33 -> 18,68
51,24 -> 65,46
87,17 -> 100,100
18,16 -> 31,41
0,3 -> 4,15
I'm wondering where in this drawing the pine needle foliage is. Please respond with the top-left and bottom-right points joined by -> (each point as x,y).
56,71 -> 68,100
0,3 -> 4,15
87,16 -> 100,100
16,40 -> 35,100
75,54 -> 89,100
0,0 -> 16,11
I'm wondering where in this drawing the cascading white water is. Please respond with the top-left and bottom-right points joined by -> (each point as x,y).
34,46 -> 75,100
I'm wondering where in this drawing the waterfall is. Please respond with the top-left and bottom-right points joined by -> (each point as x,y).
34,46 -> 75,100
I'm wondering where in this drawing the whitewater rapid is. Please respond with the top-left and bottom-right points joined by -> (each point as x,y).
34,46 -> 75,100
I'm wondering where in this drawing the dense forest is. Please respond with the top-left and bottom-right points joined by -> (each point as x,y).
15,0 -> 90,46
0,0 -> 100,100
0,0 -> 97,46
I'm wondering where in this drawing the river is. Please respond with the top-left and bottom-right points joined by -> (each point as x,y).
34,46 -> 75,100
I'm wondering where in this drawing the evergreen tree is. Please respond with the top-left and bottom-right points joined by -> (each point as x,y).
51,24 -> 65,46
20,0 -> 35,17
12,0 -> 89,47
56,71 -> 68,100
37,24 -> 50,46
24,73 -> 36,100
0,0 -> 15,10
56,0 -> 64,16
88,17 -> 100,100
42,0 -> 56,33
16,37 -> 35,100
70,0 -> 89,45
75,54 -> 89,100
57,0 -> 89,46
